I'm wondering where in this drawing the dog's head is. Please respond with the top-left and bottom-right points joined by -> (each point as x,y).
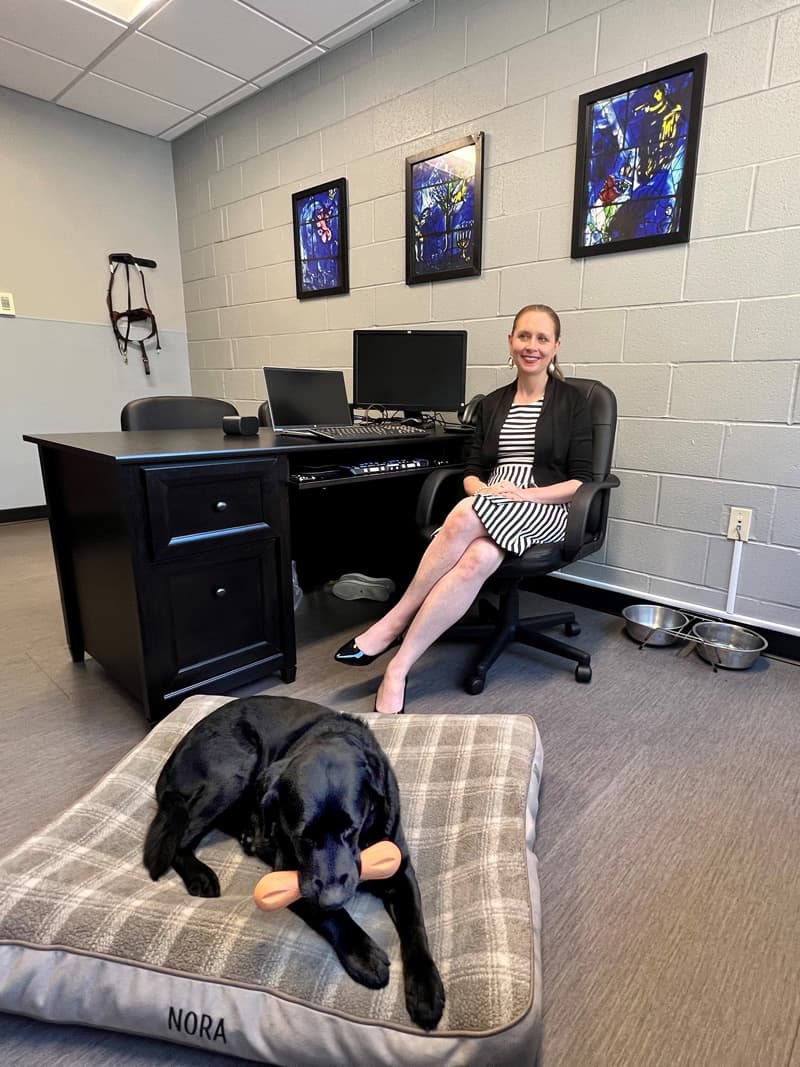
257,730 -> 395,911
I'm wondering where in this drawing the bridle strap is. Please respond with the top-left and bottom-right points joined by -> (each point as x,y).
107,257 -> 161,375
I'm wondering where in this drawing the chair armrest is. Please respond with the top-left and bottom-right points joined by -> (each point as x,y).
415,467 -> 466,531
562,475 -> 620,558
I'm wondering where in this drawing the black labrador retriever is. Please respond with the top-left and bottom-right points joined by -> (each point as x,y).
143,695 -> 445,1030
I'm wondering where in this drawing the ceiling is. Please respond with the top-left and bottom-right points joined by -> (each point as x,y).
0,0 -> 419,140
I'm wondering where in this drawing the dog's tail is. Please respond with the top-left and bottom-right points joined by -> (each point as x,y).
143,792 -> 189,881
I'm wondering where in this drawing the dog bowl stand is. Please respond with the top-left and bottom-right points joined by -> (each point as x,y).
629,612 -> 758,673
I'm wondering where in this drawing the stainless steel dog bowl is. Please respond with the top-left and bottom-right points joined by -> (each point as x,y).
690,621 -> 767,669
622,604 -> 690,646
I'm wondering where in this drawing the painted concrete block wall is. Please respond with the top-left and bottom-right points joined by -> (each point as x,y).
171,0 -> 800,633
0,88 -> 191,509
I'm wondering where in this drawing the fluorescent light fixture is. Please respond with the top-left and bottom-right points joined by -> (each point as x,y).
77,0 -> 162,23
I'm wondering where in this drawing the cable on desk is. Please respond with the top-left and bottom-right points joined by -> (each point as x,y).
353,407 -> 453,430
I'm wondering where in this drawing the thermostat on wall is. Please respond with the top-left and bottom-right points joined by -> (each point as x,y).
0,293 -> 15,316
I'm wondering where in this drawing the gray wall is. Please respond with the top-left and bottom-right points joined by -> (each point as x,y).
171,0 -> 800,634
0,88 -> 191,510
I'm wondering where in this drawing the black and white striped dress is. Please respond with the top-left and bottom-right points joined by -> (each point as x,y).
472,402 -> 568,555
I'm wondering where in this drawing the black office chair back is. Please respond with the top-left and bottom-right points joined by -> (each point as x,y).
566,377 -> 617,479
564,377 -> 617,553
120,395 -> 238,431
257,400 -> 272,428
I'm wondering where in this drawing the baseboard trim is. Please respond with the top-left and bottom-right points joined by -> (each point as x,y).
1,506 -> 48,524
526,574 -> 800,665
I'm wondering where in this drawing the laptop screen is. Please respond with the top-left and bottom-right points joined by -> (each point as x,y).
263,367 -> 353,429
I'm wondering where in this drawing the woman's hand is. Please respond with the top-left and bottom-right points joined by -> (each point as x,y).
482,480 -> 535,501
492,479 -> 583,505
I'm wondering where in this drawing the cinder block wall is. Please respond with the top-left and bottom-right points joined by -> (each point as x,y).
171,0 -> 800,633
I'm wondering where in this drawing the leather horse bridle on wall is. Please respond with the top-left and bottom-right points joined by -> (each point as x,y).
106,252 -> 161,375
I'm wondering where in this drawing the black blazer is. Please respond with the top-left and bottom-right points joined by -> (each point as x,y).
464,376 -> 593,487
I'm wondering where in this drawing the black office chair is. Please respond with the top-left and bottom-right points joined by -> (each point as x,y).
120,395 -> 238,430
416,378 -> 619,687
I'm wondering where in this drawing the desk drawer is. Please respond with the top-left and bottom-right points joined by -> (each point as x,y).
143,457 -> 286,561
144,540 -> 290,703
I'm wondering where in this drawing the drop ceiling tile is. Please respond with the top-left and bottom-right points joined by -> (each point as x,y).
58,72 -> 192,136
318,0 -> 411,50
253,45 -> 323,89
0,0 -> 417,136
140,0 -> 310,80
243,0 -> 381,42
0,37 -> 81,100
203,82 -> 262,118
0,0 -> 126,68
94,31 -> 245,111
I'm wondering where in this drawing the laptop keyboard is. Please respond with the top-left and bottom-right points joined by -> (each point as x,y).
309,423 -> 428,441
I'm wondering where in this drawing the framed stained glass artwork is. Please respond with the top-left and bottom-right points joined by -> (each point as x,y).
291,178 -> 349,299
405,133 -> 484,285
570,54 -> 707,258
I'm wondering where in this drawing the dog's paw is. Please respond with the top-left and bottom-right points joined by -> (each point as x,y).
186,870 -> 220,897
174,854 -> 221,898
340,937 -> 390,989
239,831 -> 255,855
405,962 -> 445,1030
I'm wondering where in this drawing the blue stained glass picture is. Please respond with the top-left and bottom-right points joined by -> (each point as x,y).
571,55 -> 707,258
405,133 -> 484,285
291,178 -> 349,299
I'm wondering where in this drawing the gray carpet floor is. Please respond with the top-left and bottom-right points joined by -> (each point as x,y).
1,519 -> 799,1066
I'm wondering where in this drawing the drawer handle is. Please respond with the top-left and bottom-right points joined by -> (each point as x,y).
213,500 -> 228,512
214,587 -> 227,598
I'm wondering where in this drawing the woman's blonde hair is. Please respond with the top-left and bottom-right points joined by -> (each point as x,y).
510,304 -> 564,380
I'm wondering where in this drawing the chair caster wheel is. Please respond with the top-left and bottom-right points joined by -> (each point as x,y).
464,674 -> 485,695
575,664 -> 592,683
564,622 -> 581,637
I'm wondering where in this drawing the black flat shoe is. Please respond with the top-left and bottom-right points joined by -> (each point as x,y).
333,635 -> 401,667
374,679 -> 406,715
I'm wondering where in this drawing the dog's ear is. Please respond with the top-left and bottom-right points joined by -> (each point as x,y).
360,745 -> 402,839
257,759 -> 289,823
361,746 -> 387,796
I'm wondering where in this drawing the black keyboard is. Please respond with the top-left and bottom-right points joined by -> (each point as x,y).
308,423 -> 427,441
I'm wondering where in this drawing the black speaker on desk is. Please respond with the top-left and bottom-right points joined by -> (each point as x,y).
223,415 -> 259,436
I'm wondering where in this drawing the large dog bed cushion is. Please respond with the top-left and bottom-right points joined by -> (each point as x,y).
0,695 -> 543,1065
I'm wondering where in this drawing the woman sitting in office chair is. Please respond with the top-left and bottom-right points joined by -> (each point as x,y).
333,304 -> 594,714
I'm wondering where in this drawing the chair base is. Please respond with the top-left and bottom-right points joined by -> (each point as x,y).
445,587 -> 593,692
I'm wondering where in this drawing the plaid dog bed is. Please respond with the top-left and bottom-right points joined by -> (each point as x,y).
0,695 -> 543,1065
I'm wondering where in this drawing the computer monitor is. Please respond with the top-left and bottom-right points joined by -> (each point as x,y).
262,367 -> 352,429
353,329 -> 467,415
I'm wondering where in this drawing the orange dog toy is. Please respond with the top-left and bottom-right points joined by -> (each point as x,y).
253,840 -> 402,912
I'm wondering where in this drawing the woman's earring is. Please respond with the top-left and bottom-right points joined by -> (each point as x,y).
548,361 -> 555,373
507,355 -> 514,367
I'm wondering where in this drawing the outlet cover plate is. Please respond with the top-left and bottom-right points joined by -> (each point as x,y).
727,507 -> 752,541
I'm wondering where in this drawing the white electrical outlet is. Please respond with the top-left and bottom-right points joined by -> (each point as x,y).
0,292 -> 15,316
727,506 -> 753,541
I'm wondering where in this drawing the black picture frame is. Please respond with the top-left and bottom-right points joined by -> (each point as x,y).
291,178 -> 349,299
405,132 -> 484,285
570,54 -> 707,258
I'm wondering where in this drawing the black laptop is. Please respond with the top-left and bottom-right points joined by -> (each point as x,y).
262,367 -> 426,441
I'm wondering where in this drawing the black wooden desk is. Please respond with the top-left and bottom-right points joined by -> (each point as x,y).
24,427 -> 467,722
